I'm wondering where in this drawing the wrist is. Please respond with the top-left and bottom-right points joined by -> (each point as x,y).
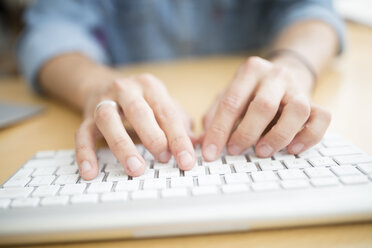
269,54 -> 314,95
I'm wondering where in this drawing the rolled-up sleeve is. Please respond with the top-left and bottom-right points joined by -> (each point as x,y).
261,0 -> 345,54
17,0 -> 109,92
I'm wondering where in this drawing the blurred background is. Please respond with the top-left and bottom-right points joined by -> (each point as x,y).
0,0 -> 372,78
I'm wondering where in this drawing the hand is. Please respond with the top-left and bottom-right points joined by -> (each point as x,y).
201,56 -> 331,161
75,74 -> 196,180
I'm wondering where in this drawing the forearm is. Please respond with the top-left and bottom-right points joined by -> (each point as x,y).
39,53 -> 120,110
269,20 -> 339,92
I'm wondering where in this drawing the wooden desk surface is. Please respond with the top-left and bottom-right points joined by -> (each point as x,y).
1,23 -> 372,247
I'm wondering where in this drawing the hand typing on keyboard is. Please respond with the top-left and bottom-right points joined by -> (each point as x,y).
69,56 -> 331,181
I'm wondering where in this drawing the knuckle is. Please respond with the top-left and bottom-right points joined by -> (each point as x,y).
146,136 -> 167,152
252,95 -> 278,114
111,136 -> 130,151
126,100 -> 148,116
315,106 -> 332,124
234,128 -> 256,145
243,56 -> 265,71
210,124 -> 228,137
290,97 -> 311,118
220,93 -> 243,115
137,73 -> 159,88
270,127 -> 292,146
156,104 -> 178,122
169,135 -> 189,150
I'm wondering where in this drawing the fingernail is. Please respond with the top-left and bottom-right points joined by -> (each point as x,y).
257,144 -> 273,157
81,160 -> 92,174
204,144 -> 217,160
127,156 -> 143,172
227,143 -> 242,155
291,143 -> 304,154
178,150 -> 193,168
158,150 -> 171,163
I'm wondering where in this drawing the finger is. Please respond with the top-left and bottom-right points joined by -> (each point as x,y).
227,68 -> 286,155
139,74 -> 196,170
287,104 -> 331,154
255,94 -> 311,157
114,79 -> 171,163
75,119 -> 100,180
173,98 -> 197,144
202,57 -> 270,161
94,102 -> 145,176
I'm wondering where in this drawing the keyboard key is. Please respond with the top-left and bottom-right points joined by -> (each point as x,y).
297,149 -> 321,159
225,155 -> 247,164
198,175 -> 222,186
101,192 -> 128,202
71,194 -> 99,204
357,163 -> 372,175
311,178 -> 339,187
54,174 -> 79,185
170,177 -> 194,188
104,163 -> 123,172
281,180 -> 310,189
32,185 -> 60,197
41,196 -> 69,206
319,147 -> 361,157
143,178 -> 167,190
11,198 -> 39,208
35,150 -> 55,158
97,148 -> 117,163
3,176 -> 31,188
60,184 -> 87,195
273,150 -> 296,160
32,167 -> 57,176
340,175 -> 369,185
153,161 -> 175,169
55,149 -> 75,158
192,186 -> 219,196
251,182 -> 280,191
331,165 -> 362,176
158,168 -> 181,178
304,167 -> 334,178
0,187 -> 33,199
201,158 -> 224,166
0,199 -> 11,208
12,168 -> 34,178
258,161 -> 284,171
161,188 -> 188,198
131,190 -> 158,200
55,166 -> 78,175
132,169 -> 155,180
283,159 -> 310,169
80,173 -> 105,183
308,157 -> 337,167
278,169 -> 307,180
106,171 -> 129,182
24,158 -> 73,168
184,166 -> 206,177
208,165 -> 231,175
233,162 -> 257,173
115,180 -> 140,191
333,155 -> 372,165
224,173 -> 250,184
87,182 -> 113,193
251,171 -> 277,182
322,139 -> 351,148
221,184 -> 249,193
246,149 -> 272,162
28,175 -> 56,186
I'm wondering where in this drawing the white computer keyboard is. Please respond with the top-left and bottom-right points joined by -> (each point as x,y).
1,133 -> 372,209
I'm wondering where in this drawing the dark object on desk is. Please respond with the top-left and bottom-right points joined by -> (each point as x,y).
0,101 -> 44,128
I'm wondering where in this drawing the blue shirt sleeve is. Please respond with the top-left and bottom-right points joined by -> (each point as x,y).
260,0 -> 345,54
17,0 -> 110,93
